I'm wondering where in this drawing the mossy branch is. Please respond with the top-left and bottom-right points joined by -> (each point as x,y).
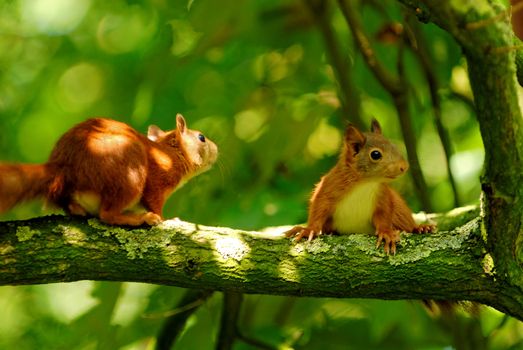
1,207 -> 521,320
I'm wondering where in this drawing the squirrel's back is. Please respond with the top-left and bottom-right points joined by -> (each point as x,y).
46,118 -> 150,208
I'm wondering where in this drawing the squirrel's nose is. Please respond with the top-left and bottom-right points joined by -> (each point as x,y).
399,160 -> 409,173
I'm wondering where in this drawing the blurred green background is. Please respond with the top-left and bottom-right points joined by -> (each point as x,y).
0,0 -> 519,349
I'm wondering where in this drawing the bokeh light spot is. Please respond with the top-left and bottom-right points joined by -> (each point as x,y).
97,8 -> 157,54
57,62 -> 104,112
169,20 -> 202,57
234,109 -> 268,142
20,0 -> 91,35
307,119 -> 342,159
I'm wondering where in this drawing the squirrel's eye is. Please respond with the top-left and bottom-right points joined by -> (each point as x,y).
198,133 -> 206,142
370,150 -> 382,161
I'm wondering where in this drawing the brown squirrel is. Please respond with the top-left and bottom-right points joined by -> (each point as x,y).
0,114 -> 218,226
286,119 -> 434,254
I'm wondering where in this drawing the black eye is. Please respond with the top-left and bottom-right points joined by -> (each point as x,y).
370,150 -> 382,161
198,133 -> 206,142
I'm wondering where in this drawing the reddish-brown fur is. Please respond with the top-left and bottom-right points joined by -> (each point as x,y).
0,115 -> 217,226
286,120 -> 434,254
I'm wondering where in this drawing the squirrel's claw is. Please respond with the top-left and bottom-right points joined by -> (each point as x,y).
376,229 -> 400,255
284,225 -> 302,238
413,224 -> 436,234
285,226 -> 321,242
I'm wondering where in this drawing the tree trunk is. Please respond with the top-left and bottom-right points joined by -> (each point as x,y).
397,0 -> 523,316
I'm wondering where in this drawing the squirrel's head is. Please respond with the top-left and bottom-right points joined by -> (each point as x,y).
342,119 -> 408,181
147,114 -> 218,173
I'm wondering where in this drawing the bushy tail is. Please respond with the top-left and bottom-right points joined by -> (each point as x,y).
0,163 -> 53,213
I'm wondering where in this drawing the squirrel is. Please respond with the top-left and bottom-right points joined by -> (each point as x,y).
286,119 -> 434,254
0,114 -> 218,226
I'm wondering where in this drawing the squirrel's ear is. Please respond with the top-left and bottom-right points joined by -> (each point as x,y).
345,124 -> 366,156
370,118 -> 382,134
147,125 -> 165,141
176,114 -> 187,134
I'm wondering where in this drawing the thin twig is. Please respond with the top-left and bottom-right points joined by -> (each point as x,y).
303,0 -> 364,127
237,332 -> 278,350
448,90 -> 475,110
337,0 -> 401,94
144,298 -> 207,319
489,44 -> 523,54
155,289 -> 214,350
406,15 -> 460,208
466,2 -> 523,31
395,41 -> 433,212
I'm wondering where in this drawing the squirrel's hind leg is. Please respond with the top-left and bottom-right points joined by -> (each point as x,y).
98,189 -> 161,226
68,201 -> 88,216
99,207 -> 161,226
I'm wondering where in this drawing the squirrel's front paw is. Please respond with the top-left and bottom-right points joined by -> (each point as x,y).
285,226 -> 322,242
376,229 -> 400,255
143,212 -> 162,225
413,224 -> 436,234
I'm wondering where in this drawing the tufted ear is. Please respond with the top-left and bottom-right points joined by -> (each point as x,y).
147,125 -> 165,141
176,114 -> 187,134
345,124 -> 366,157
370,118 -> 382,134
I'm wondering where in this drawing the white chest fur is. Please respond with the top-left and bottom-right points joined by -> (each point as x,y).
332,181 -> 381,235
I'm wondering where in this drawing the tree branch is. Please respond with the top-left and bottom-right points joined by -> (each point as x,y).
337,0 -> 402,94
217,291 -> 243,350
1,209 -> 521,320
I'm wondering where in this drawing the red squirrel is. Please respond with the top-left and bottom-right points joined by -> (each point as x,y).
286,119 -> 434,254
0,114 -> 218,226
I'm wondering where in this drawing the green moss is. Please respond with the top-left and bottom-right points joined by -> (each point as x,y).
388,218 -> 481,266
450,0 -> 490,15
16,226 -> 41,242
85,218 -> 164,259
344,234 -> 382,256
51,224 -> 88,243
52,225 -> 67,234
388,240 -> 433,266
112,230 -> 151,259
482,253 -> 495,276
87,218 -> 114,237
293,239 -> 331,255
62,227 -> 88,243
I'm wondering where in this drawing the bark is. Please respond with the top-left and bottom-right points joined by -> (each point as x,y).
0,208 -> 519,319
